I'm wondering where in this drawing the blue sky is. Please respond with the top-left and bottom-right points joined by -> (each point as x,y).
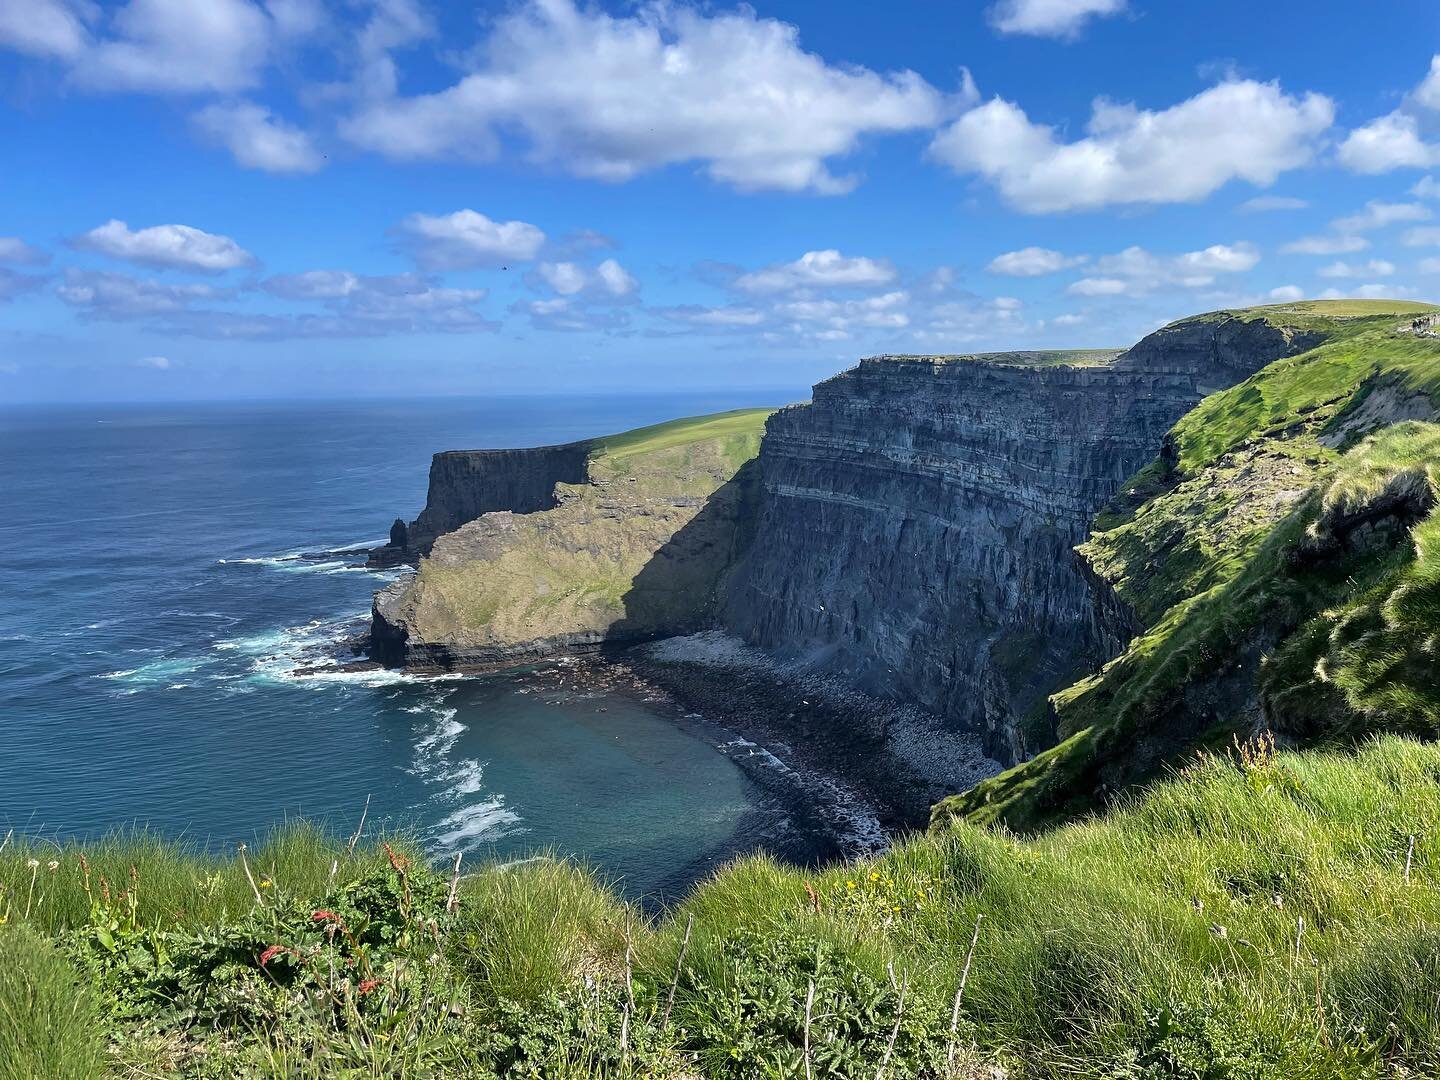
2,0 -> 1440,402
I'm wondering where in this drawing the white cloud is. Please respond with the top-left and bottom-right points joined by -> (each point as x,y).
1414,176 -> 1440,200
1338,56 -> 1440,174
1402,226 -> 1440,247
340,0 -> 946,194
71,219 -> 254,272
77,0 -> 273,94
138,355 -> 171,368
512,297 -> 629,332
262,270 -> 361,299
0,0 -> 92,58
1319,284 -> 1417,301
56,268 -> 230,317
930,79 -> 1333,213
534,258 -> 638,300
1281,234 -> 1371,256
987,0 -> 1125,39
986,246 -> 1087,276
394,209 -> 546,271
1239,195 -> 1310,212
1317,259 -> 1397,279
1330,200 -> 1431,233
1418,257 -> 1440,275
1063,242 -> 1260,297
0,237 -> 49,266
734,250 -> 896,293
1267,285 -> 1305,302
193,102 -> 323,174
1066,277 -> 1129,297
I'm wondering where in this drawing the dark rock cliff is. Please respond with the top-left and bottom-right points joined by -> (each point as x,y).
368,442 -> 589,567
719,316 -> 1319,763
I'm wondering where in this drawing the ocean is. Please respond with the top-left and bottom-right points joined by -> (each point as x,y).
0,393 -> 864,902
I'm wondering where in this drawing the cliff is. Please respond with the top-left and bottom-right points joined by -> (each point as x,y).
370,410 -> 771,669
722,315 -> 1321,763
367,442 -> 590,567
936,300 -> 1440,830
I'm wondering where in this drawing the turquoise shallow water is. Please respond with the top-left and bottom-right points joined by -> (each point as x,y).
0,394 -> 841,901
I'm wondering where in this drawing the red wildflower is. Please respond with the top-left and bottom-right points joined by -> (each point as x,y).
258,945 -> 295,968
311,909 -> 341,924
383,842 -> 409,874
358,978 -> 381,995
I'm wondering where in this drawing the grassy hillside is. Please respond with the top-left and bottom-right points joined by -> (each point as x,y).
936,300 -> 1440,832
385,408 -> 773,657
4,734 -> 1438,1077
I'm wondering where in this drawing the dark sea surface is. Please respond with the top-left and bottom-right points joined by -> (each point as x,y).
0,393 -> 851,902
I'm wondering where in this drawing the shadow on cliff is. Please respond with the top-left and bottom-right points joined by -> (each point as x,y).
604,459 -> 763,644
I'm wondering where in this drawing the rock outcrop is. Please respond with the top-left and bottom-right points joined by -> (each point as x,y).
367,443 -> 589,567
369,410 -> 772,669
720,316 -> 1319,763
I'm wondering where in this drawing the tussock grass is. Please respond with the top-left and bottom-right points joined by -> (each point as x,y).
8,737 -> 1436,1076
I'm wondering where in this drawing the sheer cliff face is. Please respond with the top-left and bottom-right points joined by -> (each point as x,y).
722,317 -> 1318,763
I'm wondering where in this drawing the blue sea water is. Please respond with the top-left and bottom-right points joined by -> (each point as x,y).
0,393 -> 844,901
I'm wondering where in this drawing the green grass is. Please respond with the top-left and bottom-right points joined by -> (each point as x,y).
938,318 -> 1440,833
591,407 -> 775,464
5,735 -> 1440,1076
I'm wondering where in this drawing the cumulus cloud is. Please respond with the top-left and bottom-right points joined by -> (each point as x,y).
0,238 -> 49,266
930,79 -> 1333,213
512,297 -> 630,333
0,0 -> 93,58
1319,284 -> 1417,301
340,0 -> 947,194
533,258 -> 638,300
262,270 -> 361,300
986,246 -> 1087,276
1317,259 -> 1397,279
1267,285 -> 1305,302
393,209 -> 546,271
1281,234 -> 1371,256
76,0 -> 273,94
1413,176 -> 1440,200
733,250 -> 896,293
192,102 -> 323,174
1239,195 -> 1310,212
55,268 -> 231,317
1338,56 -> 1440,174
987,0 -> 1125,39
1330,200 -> 1431,233
1064,243 -> 1260,297
71,219 -> 254,273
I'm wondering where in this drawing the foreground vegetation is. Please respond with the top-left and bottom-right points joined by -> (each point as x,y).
941,302 -> 1440,831
4,734 -> 1439,1077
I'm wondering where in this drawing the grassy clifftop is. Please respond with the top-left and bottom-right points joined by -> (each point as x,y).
937,300 -> 1440,832
377,408 -> 773,664
5,734 -> 1439,1077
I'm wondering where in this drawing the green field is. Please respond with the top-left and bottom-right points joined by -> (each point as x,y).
4,734 -> 1439,1077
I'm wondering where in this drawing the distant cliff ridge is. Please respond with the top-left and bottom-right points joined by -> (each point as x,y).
721,315 -> 1319,763
367,301 -> 1440,798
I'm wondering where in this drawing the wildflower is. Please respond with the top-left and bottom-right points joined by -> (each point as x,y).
312,909 -> 341,924
25,859 -> 38,870
259,878 -> 273,890
383,842 -> 410,874
258,945 -> 294,967
358,978 -> 381,995
846,880 -> 856,890
869,872 -> 880,882
46,861 -> 59,872
916,888 -> 925,899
